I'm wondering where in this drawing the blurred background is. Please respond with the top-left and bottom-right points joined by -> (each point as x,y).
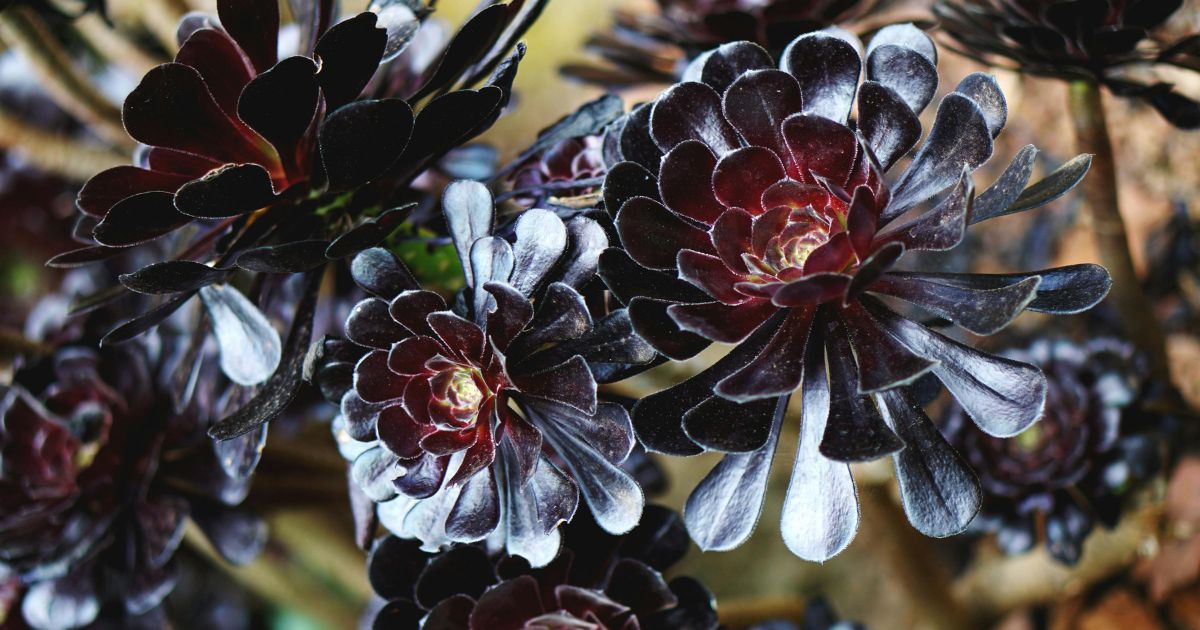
2,0 -> 1200,628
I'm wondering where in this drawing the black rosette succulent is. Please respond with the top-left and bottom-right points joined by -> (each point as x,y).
493,93 -> 628,214
562,0 -> 892,86
597,24 -> 1113,559
363,504 -> 717,630
935,0 -> 1200,128
315,180 -> 656,566
943,338 -> 1163,565
48,0 -> 544,444
0,312 -> 264,629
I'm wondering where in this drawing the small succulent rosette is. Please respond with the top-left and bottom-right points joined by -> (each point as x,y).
318,181 -> 656,567
944,337 -> 1164,564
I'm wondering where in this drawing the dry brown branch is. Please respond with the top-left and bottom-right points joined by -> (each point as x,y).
0,7 -> 132,149
0,109 -> 126,180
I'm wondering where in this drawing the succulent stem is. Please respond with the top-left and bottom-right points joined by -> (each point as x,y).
1067,80 -> 1170,383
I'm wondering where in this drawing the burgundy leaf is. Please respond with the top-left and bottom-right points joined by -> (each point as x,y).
616,196 -> 713,270
314,12 -> 387,109
77,166 -> 189,217
217,0 -> 279,73
657,140 -> 723,224
783,31 -> 861,123
712,146 -> 786,214
173,163 -> 277,219
649,81 -> 740,155
819,319 -> 905,461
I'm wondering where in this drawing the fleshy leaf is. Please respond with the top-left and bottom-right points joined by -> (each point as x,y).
780,321 -> 859,561
199,283 -> 282,386
683,395 -> 787,551
320,99 -> 415,191
877,389 -> 981,537
120,261 -> 227,294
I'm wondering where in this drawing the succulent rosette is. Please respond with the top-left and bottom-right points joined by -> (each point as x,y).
364,504 -> 717,630
0,316 -> 263,629
935,0 -> 1200,128
494,94 -> 628,213
562,0 -> 890,86
46,0 -> 543,444
597,25 -> 1113,559
316,181 -> 656,566
943,338 -> 1163,565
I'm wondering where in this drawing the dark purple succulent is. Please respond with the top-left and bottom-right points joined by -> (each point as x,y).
364,504 -> 717,630
943,338 -> 1162,565
493,94 -> 627,214
47,0 -> 544,444
598,24 -> 1113,560
935,0 -> 1200,128
316,182 -> 656,566
0,320 -> 263,629
561,0 -> 891,85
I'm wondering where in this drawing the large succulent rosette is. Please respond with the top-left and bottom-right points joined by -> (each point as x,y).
562,0 -> 891,86
316,181 -> 656,567
943,338 -> 1162,565
364,505 -> 717,629
49,0 -> 544,443
0,326 -> 263,629
935,0 -> 1200,128
598,25 -> 1113,559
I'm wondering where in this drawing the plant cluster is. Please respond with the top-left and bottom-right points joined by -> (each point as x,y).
0,0 -> 1196,629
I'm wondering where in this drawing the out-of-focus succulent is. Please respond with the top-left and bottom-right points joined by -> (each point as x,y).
935,0 -> 1200,128
316,181 -> 655,566
1145,201 -> 1200,332
562,0 -> 893,85
364,504 -> 717,629
598,24 -> 1112,560
943,338 -> 1163,564
0,303 -> 264,629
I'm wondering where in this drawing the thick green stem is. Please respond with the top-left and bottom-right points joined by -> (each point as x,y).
1067,80 -> 1170,382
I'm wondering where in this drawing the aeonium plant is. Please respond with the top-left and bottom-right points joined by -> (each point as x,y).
597,24 -> 1113,559
312,181 -> 656,567
46,0 -> 545,445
